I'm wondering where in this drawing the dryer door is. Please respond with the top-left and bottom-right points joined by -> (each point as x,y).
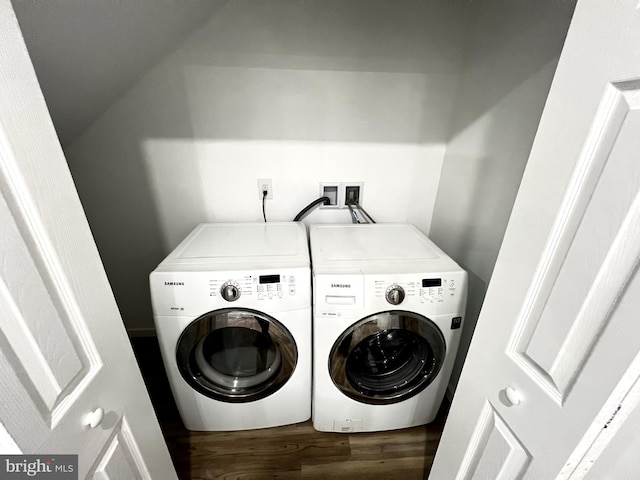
176,308 -> 297,403
329,310 -> 445,405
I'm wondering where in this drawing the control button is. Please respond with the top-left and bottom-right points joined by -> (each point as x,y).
385,285 -> 405,305
278,292 -> 283,298
220,281 -> 241,302
451,316 -> 462,329
268,293 -> 273,299
258,293 -> 264,300
289,276 -> 295,283
289,287 -> 296,295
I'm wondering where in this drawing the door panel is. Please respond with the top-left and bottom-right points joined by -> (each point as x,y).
0,186 -> 101,429
508,80 -> 640,403
561,348 -> 640,478
89,419 -> 152,480
458,402 -> 531,480
431,1 -> 640,478
0,1 -> 176,477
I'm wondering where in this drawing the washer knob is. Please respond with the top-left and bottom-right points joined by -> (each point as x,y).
385,285 -> 405,305
220,282 -> 241,302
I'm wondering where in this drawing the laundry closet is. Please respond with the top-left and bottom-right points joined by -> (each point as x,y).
14,0 -> 576,393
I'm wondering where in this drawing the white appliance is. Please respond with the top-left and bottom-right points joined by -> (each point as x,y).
310,223 -> 467,433
150,222 -> 311,431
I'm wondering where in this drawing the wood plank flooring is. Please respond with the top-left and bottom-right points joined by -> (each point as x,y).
131,336 -> 448,479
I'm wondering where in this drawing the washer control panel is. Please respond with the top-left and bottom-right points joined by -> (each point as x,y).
313,271 -> 466,319
373,276 -> 460,306
420,277 -> 458,304
374,279 -> 418,301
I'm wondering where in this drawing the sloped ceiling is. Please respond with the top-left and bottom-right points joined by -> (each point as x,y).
11,0 -> 225,146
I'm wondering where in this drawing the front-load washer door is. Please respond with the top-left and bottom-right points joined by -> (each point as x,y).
329,310 -> 446,405
176,308 -> 297,403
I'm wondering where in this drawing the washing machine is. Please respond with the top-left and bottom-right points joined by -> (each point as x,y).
150,222 -> 311,431
310,223 -> 467,433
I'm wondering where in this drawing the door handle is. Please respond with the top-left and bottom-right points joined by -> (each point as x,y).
84,407 -> 105,428
503,386 -> 523,406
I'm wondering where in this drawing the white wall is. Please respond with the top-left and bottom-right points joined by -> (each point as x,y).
141,140 -> 444,251
65,0 -> 471,333
429,0 -> 576,390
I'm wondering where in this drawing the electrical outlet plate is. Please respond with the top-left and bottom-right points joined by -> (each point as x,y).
258,178 -> 273,199
320,183 -> 340,207
344,182 -> 364,206
319,182 -> 364,209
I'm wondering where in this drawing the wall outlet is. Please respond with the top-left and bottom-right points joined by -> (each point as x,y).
320,183 -> 339,207
345,183 -> 363,205
258,178 -> 273,199
319,182 -> 364,208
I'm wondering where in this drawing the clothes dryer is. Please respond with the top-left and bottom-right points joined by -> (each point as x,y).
310,223 -> 467,433
150,222 -> 311,431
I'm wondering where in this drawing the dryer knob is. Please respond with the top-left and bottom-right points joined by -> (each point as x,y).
385,285 -> 405,305
221,282 -> 241,302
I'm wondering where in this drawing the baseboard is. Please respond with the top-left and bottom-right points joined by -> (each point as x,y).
126,327 -> 157,337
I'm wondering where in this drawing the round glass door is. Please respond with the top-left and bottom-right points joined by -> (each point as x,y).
176,308 -> 298,403
329,310 -> 445,405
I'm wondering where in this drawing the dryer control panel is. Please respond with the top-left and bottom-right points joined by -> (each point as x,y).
209,273 -> 299,301
150,267 -> 310,316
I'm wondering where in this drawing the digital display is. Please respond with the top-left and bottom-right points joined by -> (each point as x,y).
259,274 -> 281,284
422,278 -> 442,288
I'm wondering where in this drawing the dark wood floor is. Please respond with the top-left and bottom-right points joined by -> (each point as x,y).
131,337 -> 448,479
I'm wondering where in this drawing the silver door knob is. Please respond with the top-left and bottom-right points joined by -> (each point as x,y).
504,387 -> 523,406
84,407 -> 105,428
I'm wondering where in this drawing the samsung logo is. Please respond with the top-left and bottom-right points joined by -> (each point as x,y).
331,283 -> 351,288
164,281 -> 184,286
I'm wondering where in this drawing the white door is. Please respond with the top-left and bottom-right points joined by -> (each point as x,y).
431,0 -> 640,478
0,2 -> 177,478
